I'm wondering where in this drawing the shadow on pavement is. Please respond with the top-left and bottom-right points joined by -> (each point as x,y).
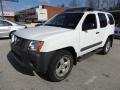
114,37 -> 120,40
7,51 -> 35,76
36,72 -> 51,82
0,37 -> 9,40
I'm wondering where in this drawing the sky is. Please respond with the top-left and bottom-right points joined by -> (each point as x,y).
1,0 -> 86,11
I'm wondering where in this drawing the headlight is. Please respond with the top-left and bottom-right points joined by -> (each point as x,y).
11,35 -> 14,43
11,35 -> 17,43
28,41 -> 44,52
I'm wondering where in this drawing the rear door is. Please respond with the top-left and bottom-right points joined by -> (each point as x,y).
79,13 -> 102,55
0,20 -> 12,37
107,14 -> 115,34
97,13 -> 109,46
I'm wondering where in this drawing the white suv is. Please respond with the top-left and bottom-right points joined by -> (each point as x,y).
11,8 -> 115,82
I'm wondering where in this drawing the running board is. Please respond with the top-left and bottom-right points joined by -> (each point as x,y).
77,48 -> 103,62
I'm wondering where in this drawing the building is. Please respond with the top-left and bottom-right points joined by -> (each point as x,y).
0,11 -> 15,21
15,5 -> 64,23
109,9 -> 120,24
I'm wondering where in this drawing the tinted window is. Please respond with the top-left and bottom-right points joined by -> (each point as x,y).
45,13 -> 84,29
108,14 -> 114,25
3,21 -> 12,26
98,13 -> 107,28
82,14 -> 97,30
0,20 -> 4,26
0,20 -> 12,26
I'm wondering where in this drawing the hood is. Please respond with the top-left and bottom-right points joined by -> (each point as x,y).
15,26 -> 72,40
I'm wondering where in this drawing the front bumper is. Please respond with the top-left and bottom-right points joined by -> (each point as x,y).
11,38 -> 55,73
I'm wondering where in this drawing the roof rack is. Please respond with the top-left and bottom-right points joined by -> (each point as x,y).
64,7 -> 102,12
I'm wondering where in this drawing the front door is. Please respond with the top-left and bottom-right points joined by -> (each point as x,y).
79,13 -> 102,55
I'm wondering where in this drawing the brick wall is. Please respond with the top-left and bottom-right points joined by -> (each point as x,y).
4,16 -> 15,22
43,5 -> 64,19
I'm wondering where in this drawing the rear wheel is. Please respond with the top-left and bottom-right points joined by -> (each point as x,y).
47,50 -> 74,82
100,38 -> 112,55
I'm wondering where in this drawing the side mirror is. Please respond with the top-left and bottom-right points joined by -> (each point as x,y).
82,23 -> 95,31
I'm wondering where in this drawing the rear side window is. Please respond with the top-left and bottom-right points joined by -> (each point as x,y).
98,13 -> 107,28
108,14 -> 114,25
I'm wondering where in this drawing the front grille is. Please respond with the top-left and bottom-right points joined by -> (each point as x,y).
13,36 -> 30,49
12,50 -> 22,61
16,37 -> 25,47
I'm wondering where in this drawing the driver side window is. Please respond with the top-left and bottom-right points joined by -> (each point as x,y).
0,20 -> 4,26
2,21 -> 12,26
82,14 -> 97,31
0,20 -> 12,26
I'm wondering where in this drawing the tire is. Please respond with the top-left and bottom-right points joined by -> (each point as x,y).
9,31 -> 16,39
100,38 -> 112,55
47,50 -> 74,82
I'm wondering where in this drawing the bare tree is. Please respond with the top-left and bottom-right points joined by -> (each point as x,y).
87,0 -> 99,8
38,0 -> 50,5
97,0 -> 100,8
116,0 -> 120,8
60,4 -> 65,8
69,0 -> 77,8
87,0 -> 118,10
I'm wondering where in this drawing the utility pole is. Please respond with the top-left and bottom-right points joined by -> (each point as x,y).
98,0 -> 100,9
69,0 -> 77,8
0,0 -> 4,19
114,0 -> 116,7
118,0 -> 120,7
107,0 -> 109,9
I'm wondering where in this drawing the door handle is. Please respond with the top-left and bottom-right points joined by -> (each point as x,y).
96,32 -> 100,34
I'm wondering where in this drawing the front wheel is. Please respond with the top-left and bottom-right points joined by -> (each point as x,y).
47,50 -> 74,82
9,31 -> 16,39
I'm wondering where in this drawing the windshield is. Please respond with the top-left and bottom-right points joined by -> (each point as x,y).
44,13 -> 84,29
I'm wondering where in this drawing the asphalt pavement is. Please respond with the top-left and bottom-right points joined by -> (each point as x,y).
0,39 -> 120,90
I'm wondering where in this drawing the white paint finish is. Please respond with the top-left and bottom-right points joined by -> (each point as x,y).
15,26 -> 72,41
79,12 -> 102,56
14,11 -> 115,57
